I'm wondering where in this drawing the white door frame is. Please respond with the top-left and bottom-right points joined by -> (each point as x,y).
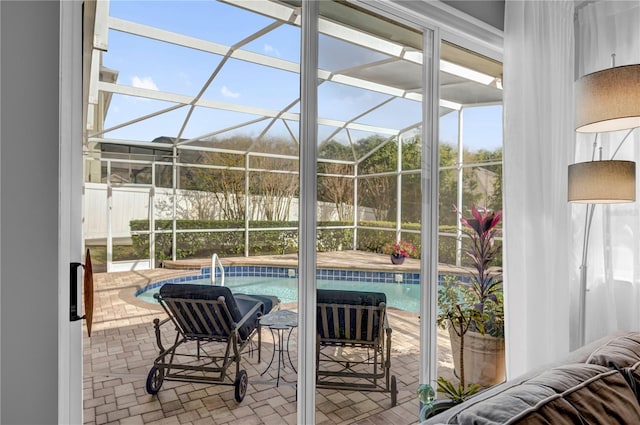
59,1 -> 84,423
53,2 -> 503,422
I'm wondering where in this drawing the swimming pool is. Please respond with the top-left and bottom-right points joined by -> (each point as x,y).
134,265 -> 455,313
136,275 -> 422,312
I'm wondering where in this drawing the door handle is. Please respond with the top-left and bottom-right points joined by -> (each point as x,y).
70,248 -> 94,336
69,262 -> 85,322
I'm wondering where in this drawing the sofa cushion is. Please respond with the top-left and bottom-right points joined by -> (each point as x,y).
586,333 -> 640,368
619,360 -> 640,406
508,365 -> 640,424
446,364 -> 640,425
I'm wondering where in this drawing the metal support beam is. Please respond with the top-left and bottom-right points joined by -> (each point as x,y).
171,146 -> 177,262
245,154 -> 250,257
396,137 -> 403,240
456,107 -> 464,266
106,162 -> 113,271
419,26 -> 440,395
298,1 -> 318,423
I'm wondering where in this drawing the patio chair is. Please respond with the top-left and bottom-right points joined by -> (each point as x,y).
146,283 -> 279,402
316,289 -> 398,406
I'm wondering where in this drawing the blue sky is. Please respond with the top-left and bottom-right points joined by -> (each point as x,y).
102,1 -> 502,152
440,106 -> 503,150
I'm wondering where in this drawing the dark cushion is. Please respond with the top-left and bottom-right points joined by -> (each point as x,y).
316,289 -> 386,341
235,293 -> 279,315
618,360 -> 640,406
158,284 -> 273,340
509,366 -> 640,424
447,364 -> 640,425
586,333 -> 640,368
317,289 -> 387,307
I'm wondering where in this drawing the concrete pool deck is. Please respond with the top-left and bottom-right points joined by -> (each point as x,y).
84,251 -> 462,425
162,251 -> 472,277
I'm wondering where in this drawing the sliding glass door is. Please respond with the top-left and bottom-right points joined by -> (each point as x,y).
309,2 -> 437,421
82,0 -> 503,422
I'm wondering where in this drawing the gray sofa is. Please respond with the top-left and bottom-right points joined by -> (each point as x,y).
423,331 -> 640,424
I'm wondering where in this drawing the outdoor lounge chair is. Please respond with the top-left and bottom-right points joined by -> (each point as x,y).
316,289 -> 397,406
146,283 -> 279,402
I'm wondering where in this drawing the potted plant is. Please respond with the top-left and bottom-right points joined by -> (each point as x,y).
417,382 -> 466,421
382,240 -> 417,265
438,205 -> 505,390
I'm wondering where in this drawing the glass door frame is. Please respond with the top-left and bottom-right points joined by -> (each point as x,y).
58,1 -> 503,422
297,2 -> 439,423
296,1 -> 503,421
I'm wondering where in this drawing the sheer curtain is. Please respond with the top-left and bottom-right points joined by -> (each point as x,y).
573,1 -> 640,348
503,0 -> 574,379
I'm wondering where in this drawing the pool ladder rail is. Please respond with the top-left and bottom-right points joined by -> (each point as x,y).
210,253 -> 225,286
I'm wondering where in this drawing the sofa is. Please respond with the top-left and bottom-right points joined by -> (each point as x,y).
423,331 -> 640,424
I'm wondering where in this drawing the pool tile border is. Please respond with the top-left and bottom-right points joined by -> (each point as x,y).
134,265 -> 470,298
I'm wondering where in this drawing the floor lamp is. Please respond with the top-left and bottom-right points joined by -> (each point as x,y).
569,63 -> 640,348
568,159 -> 635,348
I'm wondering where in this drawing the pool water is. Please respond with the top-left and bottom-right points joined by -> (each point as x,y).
137,276 -> 421,313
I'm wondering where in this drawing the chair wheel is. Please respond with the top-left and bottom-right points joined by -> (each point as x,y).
390,375 -> 398,407
234,370 -> 248,402
146,366 -> 164,395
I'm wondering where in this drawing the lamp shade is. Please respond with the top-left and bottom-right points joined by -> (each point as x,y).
575,64 -> 640,133
568,160 -> 636,203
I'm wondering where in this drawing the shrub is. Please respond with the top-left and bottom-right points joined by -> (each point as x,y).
129,218 -> 497,269
130,220 -> 354,262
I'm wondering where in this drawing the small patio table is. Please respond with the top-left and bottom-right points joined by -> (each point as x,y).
259,309 -> 298,387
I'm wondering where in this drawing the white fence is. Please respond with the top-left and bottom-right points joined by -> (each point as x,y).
84,182 -> 378,245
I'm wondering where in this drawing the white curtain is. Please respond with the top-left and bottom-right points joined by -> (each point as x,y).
573,1 -> 640,348
503,0 -> 574,379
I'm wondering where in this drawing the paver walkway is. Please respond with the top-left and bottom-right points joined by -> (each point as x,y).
83,253 -> 457,425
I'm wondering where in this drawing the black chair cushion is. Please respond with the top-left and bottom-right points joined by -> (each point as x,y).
235,293 -> 279,316
317,289 -> 387,307
159,284 -> 273,340
316,289 -> 386,341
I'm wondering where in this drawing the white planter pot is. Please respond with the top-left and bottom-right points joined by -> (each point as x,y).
448,327 -> 505,387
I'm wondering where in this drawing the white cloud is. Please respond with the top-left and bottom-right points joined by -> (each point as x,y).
221,85 -> 240,98
131,76 -> 159,91
264,43 -> 281,57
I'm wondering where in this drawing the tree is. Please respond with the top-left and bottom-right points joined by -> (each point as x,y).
439,144 -> 461,226
438,143 -> 504,225
465,148 -> 502,214
318,165 -> 354,221
318,140 -> 356,221
250,156 -> 297,221
177,135 -> 300,221
182,151 -> 246,220
358,136 -> 398,221
398,136 -> 422,223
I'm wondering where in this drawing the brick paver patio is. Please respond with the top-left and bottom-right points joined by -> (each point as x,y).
83,253 -> 457,425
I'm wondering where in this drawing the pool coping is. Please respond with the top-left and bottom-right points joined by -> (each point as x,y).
134,265 -> 423,298
131,264 -> 472,309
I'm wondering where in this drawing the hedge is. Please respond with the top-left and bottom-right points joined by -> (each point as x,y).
130,219 -> 501,267
130,220 -> 353,262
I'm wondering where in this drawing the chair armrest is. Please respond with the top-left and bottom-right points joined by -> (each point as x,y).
156,317 -> 172,328
383,311 -> 392,341
383,312 -> 392,368
234,300 -> 264,330
153,317 -> 173,354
